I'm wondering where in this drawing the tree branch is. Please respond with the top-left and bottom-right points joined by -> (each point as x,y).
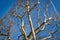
0,34 -> 8,36
28,17 -> 53,39
19,18 -> 28,40
27,12 -> 36,40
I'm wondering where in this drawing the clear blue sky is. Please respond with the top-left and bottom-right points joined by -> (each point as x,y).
0,0 -> 16,18
0,0 -> 60,18
0,0 -> 60,40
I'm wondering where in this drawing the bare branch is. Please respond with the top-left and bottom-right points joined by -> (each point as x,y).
18,35 -> 22,40
28,17 -> 53,39
19,18 -> 28,40
27,12 -> 36,40
0,34 -> 8,36
26,0 -> 36,40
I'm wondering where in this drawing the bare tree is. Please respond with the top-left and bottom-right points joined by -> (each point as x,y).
0,0 -> 60,40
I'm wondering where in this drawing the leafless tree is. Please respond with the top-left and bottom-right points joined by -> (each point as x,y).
0,0 -> 60,40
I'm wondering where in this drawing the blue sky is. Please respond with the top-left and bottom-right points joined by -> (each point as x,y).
0,0 -> 60,18
53,0 -> 60,11
0,0 -> 60,40
0,0 -> 16,18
